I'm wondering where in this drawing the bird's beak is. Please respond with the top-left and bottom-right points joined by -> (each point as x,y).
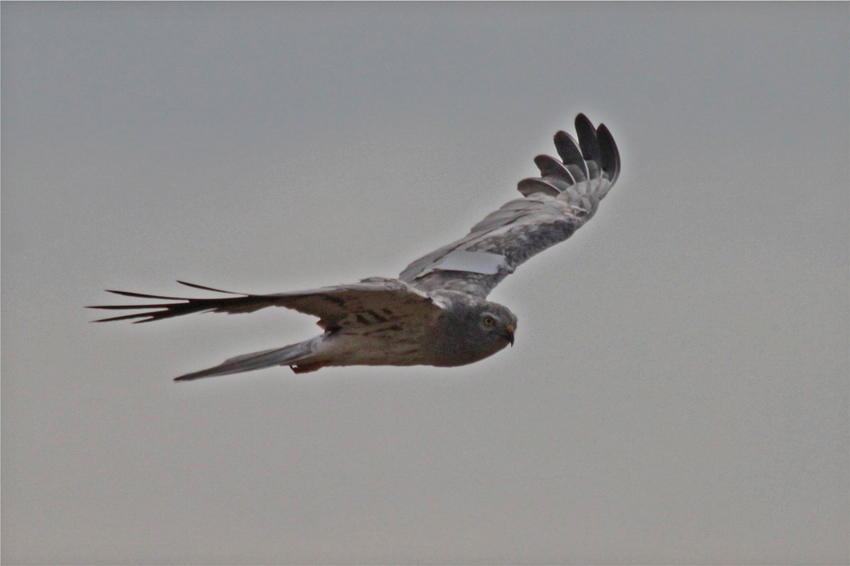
505,324 -> 515,346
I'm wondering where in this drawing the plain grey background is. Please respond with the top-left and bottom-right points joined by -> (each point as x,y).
2,2 -> 848,564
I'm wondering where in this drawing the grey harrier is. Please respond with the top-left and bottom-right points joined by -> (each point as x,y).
90,114 -> 621,381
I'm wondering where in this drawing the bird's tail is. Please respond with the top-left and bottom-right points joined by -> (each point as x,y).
174,337 -> 323,382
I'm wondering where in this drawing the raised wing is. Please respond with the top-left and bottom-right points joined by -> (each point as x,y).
88,278 -> 441,330
399,113 -> 620,298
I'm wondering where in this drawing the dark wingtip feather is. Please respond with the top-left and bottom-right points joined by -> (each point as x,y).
533,154 -> 577,184
517,178 -> 561,197
595,123 -> 621,184
87,282 -> 273,325
105,289 -> 188,300
89,311 -> 160,323
176,281 -> 242,295
553,130 -> 588,180
574,113 -> 602,167
87,302 -> 187,310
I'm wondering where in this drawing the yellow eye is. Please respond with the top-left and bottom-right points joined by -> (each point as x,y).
483,316 -> 495,326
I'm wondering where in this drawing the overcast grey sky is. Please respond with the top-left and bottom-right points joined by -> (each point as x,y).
2,3 -> 848,564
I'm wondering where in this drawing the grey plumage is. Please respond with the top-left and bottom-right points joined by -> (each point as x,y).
89,114 -> 620,381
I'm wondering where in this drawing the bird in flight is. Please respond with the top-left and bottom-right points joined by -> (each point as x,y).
90,114 -> 620,381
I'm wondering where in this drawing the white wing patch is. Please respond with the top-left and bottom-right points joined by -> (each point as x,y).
433,250 -> 508,275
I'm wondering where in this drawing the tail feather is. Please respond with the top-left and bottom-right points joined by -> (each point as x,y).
174,338 -> 321,382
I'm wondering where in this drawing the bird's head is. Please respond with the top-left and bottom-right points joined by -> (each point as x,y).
476,303 -> 517,347
432,295 -> 517,366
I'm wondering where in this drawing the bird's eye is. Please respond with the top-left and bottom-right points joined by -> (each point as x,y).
483,316 -> 495,326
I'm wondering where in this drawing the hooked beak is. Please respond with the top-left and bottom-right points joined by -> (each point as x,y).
505,324 -> 515,346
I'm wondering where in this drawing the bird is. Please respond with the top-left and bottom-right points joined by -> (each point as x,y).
89,113 -> 621,381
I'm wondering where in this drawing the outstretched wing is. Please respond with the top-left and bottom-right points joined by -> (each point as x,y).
88,277 -> 441,330
399,113 -> 620,298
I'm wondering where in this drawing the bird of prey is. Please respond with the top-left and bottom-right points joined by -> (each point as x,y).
89,113 -> 620,381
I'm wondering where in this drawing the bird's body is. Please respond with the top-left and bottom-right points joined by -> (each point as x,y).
300,292 -> 516,372
90,114 -> 620,381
